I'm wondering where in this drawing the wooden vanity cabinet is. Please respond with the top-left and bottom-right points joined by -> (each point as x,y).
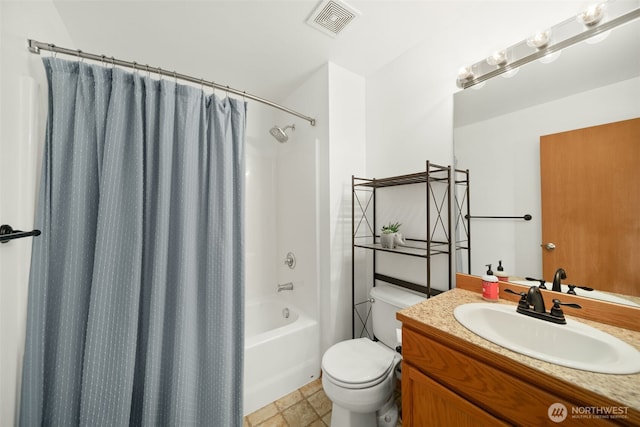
400,323 -> 638,426
402,363 -> 509,426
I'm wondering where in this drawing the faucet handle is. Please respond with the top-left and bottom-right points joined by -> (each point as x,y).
525,277 -> 547,289
550,298 -> 582,318
504,288 -> 529,310
284,252 -> 296,269
552,299 -> 582,309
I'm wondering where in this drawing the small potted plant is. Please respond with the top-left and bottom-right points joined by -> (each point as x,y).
380,222 -> 401,249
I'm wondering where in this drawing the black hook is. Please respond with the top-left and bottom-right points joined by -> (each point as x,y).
0,224 -> 41,243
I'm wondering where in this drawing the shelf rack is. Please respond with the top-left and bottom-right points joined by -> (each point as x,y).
454,168 -> 471,274
351,161 -> 467,338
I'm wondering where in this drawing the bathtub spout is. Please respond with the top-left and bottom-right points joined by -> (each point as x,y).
277,282 -> 294,292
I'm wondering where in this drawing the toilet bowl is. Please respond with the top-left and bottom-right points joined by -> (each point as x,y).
321,284 -> 426,427
322,338 -> 400,426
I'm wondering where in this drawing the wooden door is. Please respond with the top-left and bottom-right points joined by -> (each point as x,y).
402,363 -> 509,427
540,118 -> 640,296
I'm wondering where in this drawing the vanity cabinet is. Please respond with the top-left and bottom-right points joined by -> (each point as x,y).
401,324 -> 636,426
402,363 -> 508,426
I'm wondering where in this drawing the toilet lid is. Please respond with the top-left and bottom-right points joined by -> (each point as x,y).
322,338 -> 397,389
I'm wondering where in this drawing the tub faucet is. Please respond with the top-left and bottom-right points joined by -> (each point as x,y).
277,282 -> 294,292
552,268 -> 567,292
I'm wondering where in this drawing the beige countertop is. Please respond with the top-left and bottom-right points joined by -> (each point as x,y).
398,288 -> 640,411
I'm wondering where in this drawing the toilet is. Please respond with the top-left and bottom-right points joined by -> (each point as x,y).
322,284 -> 426,427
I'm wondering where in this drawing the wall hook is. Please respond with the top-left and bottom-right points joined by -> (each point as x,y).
0,224 -> 41,244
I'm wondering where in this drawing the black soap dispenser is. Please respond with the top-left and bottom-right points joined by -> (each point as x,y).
482,264 -> 499,301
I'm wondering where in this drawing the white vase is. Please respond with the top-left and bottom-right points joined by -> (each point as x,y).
380,233 -> 396,249
394,233 -> 406,246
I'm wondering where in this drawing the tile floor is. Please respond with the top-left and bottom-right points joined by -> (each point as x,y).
243,378 -> 402,427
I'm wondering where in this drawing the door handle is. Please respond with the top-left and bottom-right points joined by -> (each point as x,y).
542,242 -> 556,251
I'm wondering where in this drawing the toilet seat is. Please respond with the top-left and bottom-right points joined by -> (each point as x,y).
322,338 -> 397,390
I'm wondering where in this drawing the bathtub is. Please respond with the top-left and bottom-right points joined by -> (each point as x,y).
243,297 -> 320,415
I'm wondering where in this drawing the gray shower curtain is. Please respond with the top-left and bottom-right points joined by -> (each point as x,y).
20,57 -> 245,426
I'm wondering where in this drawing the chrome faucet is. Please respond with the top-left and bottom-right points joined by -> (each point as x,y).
552,268 -> 567,292
277,282 -> 294,292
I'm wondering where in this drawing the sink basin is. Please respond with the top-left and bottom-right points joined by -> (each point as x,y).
510,280 -> 640,307
453,303 -> 640,374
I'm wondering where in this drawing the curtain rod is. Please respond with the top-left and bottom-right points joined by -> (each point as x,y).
27,39 -> 316,126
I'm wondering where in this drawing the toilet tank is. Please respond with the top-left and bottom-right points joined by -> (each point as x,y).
370,284 -> 426,348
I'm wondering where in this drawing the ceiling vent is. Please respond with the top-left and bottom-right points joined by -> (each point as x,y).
306,0 -> 361,38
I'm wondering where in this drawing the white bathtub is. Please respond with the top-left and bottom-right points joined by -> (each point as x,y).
243,297 -> 320,415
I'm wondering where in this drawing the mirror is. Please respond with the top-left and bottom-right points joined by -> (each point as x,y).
453,17 -> 640,306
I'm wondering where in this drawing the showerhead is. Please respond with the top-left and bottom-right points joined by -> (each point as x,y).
269,124 -> 295,143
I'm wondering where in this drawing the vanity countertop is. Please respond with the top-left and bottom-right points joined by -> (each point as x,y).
397,288 -> 640,411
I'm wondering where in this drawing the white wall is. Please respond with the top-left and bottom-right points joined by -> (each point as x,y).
264,64 -> 327,323
454,76 -> 640,278
244,103 -> 278,302
364,35 -> 458,295
0,2 -> 75,425
324,63 -> 366,351
272,61 -> 367,353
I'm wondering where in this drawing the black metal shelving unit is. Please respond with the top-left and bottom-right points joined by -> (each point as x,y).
454,168 -> 471,274
351,161 -> 468,339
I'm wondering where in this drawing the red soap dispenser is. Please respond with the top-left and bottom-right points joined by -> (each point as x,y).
496,260 -> 509,282
482,264 -> 499,301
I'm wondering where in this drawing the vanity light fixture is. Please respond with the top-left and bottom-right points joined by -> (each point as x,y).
501,67 -> 519,79
538,50 -> 562,64
456,0 -> 640,89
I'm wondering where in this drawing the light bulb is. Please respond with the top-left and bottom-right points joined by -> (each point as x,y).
457,66 -> 473,81
527,30 -> 551,49
486,50 -> 507,67
578,3 -> 605,26
456,67 -> 474,88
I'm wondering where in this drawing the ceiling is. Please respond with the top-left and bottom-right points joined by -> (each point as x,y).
53,1 -> 600,103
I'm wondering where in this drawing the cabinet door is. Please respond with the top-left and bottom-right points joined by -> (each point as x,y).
402,363 -> 509,427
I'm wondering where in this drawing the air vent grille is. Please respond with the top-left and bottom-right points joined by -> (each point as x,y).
307,0 -> 360,38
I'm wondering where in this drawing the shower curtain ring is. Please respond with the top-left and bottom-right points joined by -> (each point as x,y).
76,49 -> 82,62
49,44 -> 57,57
145,64 -> 150,78
132,61 -> 137,73
157,67 -> 162,80
173,71 -> 177,83
111,56 -> 115,68
101,55 -> 106,66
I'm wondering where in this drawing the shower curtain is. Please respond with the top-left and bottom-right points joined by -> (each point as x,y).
19,57 -> 245,426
